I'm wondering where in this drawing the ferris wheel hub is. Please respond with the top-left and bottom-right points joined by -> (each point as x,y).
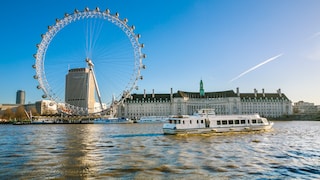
85,58 -> 94,67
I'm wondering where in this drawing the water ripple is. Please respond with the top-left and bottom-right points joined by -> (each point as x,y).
0,121 -> 319,179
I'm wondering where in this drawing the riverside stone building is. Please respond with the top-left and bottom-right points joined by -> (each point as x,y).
119,81 -> 292,119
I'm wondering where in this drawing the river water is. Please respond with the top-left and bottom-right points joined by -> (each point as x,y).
0,121 -> 319,179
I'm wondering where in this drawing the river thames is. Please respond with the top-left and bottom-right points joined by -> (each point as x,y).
0,121 -> 319,179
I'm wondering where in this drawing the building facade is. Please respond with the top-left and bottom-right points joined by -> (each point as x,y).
120,82 -> 292,119
65,68 -> 95,114
240,88 -> 292,118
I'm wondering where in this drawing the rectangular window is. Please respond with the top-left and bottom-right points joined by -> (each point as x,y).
252,119 -> 257,124
222,120 -> 227,125
228,120 -> 234,125
235,120 -> 239,124
241,120 -> 246,124
258,119 -> 263,123
201,120 -> 204,124
217,121 -> 221,125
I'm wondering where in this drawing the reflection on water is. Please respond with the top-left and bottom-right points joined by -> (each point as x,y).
0,121 -> 319,179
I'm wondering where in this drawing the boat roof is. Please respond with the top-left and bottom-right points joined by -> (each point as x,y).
169,114 -> 264,120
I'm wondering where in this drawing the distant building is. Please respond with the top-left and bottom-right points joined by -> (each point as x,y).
16,90 -> 25,104
65,68 -> 95,114
35,100 -> 58,115
120,81 -> 292,119
293,101 -> 318,114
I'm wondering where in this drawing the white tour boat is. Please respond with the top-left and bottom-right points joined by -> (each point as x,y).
138,116 -> 169,123
163,109 -> 274,135
93,117 -> 133,124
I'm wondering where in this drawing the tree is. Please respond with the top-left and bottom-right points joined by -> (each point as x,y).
2,108 -> 14,120
30,107 -> 39,116
15,106 -> 27,120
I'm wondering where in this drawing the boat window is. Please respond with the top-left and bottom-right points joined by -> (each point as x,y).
222,120 -> 227,125
183,120 -> 185,124
201,120 -> 204,124
235,120 -> 239,124
258,119 -> 263,123
169,120 -> 172,124
248,120 -> 250,124
228,120 -> 234,124
190,120 -> 192,124
174,120 -> 177,124
241,120 -> 246,124
197,120 -> 199,124
252,119 -> 257,124
217,121 -> 221,125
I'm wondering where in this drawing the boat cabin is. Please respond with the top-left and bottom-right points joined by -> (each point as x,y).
167,114 -> 269,129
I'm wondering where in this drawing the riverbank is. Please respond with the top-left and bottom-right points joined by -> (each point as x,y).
272,114 -> 320,121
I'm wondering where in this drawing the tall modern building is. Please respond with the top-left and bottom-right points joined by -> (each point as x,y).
16,90 -> 25,104
65,68 -> 95,114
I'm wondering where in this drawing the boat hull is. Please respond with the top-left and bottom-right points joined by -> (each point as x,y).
163,122 -> 273,135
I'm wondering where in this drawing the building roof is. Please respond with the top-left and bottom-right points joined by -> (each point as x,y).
128,93 -> 171,102
240,93 -> 290,101
174,90 -> 238,98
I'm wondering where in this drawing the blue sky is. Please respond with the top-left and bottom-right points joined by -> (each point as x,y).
1,0 -> 320,105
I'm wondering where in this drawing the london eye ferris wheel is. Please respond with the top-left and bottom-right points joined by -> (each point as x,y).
32,7 -> 146,115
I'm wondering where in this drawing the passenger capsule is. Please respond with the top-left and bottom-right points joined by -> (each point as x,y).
33,75 -> 38,79
41,34 -> 45,39
55,18 -> 60,23
141,54 -> 146,59
142,64 -> 146,69
135,86 -> 139,90
48,26 -> 52,30
42,95 -> 47,99
36,44 -> 40,48
131,25 -> 135,31
74,9 -> 79,14
123,18 -> 128,24
115,12 -> 119,18
140,43 -> 145,48
95,7 -> 100,12
32,64 -> 36,68
85,7 -> 89,12
136,34 -> 141,39
33,54 -> 37,59
64,13 -> 69,17
140,76 -> 143,80
36,85 -> 41,89
105,9 -> 110,14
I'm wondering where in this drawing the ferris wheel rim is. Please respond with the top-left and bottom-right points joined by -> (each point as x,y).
33,7 -> 146,114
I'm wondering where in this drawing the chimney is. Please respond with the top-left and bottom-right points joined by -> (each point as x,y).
152,89 -> 155,98
254,88 -> 257,98
278,88 -> 282,97
170,88 -> 173,100
236,87 -> 240,97
143,89 -> 146,98
262,88 -> 265,97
